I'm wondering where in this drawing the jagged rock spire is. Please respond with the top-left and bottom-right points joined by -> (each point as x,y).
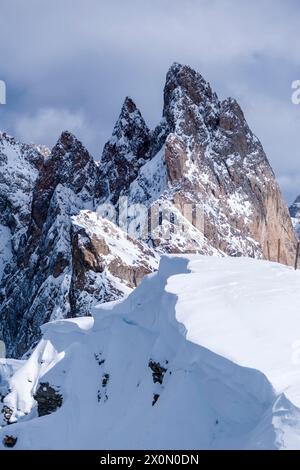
164,62 -> 215,111
100,97 -> 152,203
32,130 -> 100,229
162,62 -> 220,142
103,96 -> 151,160
113,62 -> 297,265
0,61 -> 298,359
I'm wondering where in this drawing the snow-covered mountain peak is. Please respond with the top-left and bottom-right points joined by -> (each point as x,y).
0,128 -> 157,357
0,130 -> 43,239
164,62 -> 214,104
119,96 -> 143,120
0,62 -> 297,359
100,97 -> 152,203
116,63 -> 295,263
51,130 -> 97,174
104,96 -> 150,154
55,130 -> 83,151
163,62 -> 219,138
31,131 -> 100,230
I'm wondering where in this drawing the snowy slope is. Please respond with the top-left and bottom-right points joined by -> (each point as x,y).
168,257 -> 300,408
1,256 -> 300,450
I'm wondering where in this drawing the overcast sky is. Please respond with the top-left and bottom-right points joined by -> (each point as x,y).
0,0 -> 299,202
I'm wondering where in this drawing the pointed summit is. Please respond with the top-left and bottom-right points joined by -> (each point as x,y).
49,130 -> 100,190
109,96 -> 150,146
120,96 -> 138,114
164,62 -> 215,112
32,130 -> 100,229
163,62 -> 220,140
53,130 -> 87,156
57,130 -> 78,146
100,97 -> 152,203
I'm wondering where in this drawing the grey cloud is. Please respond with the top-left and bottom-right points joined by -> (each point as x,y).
0,0 -> 299,201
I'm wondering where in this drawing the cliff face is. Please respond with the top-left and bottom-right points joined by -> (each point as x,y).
162,64 -> 296,263
0,132 -> 157,358
0,63 -> 296,357
103,63 -> 296,263
100,97 -> 153,204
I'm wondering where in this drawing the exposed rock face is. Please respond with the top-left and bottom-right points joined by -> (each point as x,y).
105,63 -> 296,263
1,405 -> 13,424
290,195 -> 300,239
34,382 -> 63,417
100,97 -> 152,204
0,132 -> 157,358
31,130 -> 101,231
3,435 -> 17,448
70,210 -> 158,317
0,62 -> 297,358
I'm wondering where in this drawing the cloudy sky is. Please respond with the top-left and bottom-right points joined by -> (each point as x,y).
0,0 -> 299,202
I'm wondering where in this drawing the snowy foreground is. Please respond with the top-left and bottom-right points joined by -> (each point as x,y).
1,255 -> 300,450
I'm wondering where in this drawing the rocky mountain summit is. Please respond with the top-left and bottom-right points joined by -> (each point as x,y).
101,63 -> 296,262
0,63 -> 297,357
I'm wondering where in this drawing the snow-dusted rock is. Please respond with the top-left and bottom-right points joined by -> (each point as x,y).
0,132 -> 44,276
0,62 -> 297,358
100,97 -> 152,204
290,195 -> 300,239
70,210 -> 158,316
0,133 -> 157,357
103,63 -> 296,262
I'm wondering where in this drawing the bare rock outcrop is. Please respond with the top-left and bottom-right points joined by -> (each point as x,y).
107,63 -> 296,263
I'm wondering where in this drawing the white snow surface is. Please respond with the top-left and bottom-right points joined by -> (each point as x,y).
1,255 -> 300,450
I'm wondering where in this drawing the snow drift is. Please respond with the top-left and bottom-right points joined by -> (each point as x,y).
1,255 -> 300,450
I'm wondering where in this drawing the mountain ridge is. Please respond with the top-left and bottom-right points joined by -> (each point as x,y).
0,62 -> 297,357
